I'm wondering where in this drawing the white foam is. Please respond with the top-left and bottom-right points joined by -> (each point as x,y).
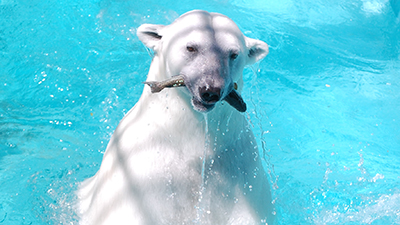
361,0 -> 389,15
314,193 -> 400,224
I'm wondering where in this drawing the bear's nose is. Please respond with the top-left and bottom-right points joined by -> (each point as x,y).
199,86 -> 221,104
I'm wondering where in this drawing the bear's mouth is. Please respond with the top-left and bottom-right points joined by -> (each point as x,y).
144,75 -> 247,112
191,98 -> 217,112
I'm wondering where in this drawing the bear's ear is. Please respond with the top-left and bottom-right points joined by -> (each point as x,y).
245,37 -> 269,65
137,24 -> 165,50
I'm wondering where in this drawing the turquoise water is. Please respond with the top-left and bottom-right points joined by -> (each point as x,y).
1,0 -> 399,224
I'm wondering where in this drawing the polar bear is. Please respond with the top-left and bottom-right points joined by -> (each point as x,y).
77,10 -> 274,225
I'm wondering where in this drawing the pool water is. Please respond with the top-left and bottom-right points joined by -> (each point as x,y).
1,0 -> 399,224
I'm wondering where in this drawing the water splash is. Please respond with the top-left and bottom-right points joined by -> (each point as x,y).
194,113 -> 211,223
314,193 -> 400,224
247,64 -> 279,190
201,114 -> 209,185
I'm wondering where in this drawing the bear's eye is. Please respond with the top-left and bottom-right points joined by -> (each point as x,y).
230,53 -> 238,60
187,46 -> 197,52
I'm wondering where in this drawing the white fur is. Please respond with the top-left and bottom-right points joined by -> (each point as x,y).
77,10 -> 274,225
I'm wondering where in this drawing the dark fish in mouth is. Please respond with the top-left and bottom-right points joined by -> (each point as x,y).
224,89 -> 246,112
144,75 -> 247,112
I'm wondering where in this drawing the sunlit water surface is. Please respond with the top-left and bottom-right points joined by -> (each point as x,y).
1,0 -> 399,224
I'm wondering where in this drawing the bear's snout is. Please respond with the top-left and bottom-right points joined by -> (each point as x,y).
199,86 -> 222,104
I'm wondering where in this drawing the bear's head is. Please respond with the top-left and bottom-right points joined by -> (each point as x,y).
137,10 -> 268,112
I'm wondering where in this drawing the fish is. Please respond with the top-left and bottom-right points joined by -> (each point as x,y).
144,75 -> 247,112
